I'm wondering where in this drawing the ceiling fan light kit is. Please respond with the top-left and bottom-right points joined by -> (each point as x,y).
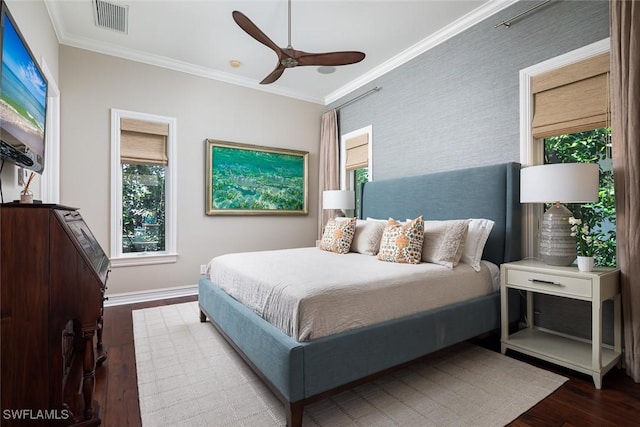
317,66 -> 336,74
232,1 -> 365,84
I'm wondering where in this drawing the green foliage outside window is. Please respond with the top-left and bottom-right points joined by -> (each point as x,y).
354,168 -> 368,218
122,164 -> 166,253
544,128 -> 616,267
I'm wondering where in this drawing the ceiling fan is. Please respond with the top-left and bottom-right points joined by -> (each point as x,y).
232,1 -> 366,84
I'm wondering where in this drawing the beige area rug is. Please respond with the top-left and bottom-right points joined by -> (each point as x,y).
133,302 -> 567,426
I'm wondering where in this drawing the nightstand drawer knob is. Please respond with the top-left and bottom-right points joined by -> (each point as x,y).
529,278 -> 562,286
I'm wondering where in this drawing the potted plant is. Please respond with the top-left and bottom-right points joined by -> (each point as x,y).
569,216 -> 595,271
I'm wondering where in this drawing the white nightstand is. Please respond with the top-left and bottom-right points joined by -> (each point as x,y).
500,259 -> 621,389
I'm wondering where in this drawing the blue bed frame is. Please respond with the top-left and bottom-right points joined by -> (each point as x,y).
198,162 -> 522,426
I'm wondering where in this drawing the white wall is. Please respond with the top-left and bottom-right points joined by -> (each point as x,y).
0,0 -> 58,202
59,46 -> 324,296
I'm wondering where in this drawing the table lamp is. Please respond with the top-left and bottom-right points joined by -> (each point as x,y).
520,163 -> 599,266
322,190 -> 355,216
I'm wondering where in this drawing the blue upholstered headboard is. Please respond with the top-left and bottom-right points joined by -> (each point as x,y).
360,162 -> 522,266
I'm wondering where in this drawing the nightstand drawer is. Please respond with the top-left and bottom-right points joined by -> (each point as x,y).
506,269 -> 592,298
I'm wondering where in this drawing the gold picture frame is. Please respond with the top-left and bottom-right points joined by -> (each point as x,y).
205,139 -> 309,215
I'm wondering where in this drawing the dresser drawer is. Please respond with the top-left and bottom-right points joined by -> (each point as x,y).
505,269 -> 592,298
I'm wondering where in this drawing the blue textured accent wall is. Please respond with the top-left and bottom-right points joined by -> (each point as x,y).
331,0 -> 612,344
331,0 -> 609,181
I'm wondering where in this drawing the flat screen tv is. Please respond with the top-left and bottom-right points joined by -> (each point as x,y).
0,0 -> 48,173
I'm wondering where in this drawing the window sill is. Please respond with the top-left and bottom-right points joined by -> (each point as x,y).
110,252 -> 178,268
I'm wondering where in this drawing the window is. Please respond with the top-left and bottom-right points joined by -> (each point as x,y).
340,125 -> 372,218
520,39 -> 615,265
110,109 -> 177,266
544,129 -> 615,267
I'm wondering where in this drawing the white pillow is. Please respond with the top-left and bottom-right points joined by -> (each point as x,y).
366,217 -> 387,223
367,217 -> 406,224
421,219 -> 470,269
461,218 -> 495,272
336,218 -> 386,255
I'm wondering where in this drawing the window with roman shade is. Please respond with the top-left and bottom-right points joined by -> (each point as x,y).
341,125 -> 372,219
120,118 -> 169,165
532,52 -> 610,139
344,132 -> 369,171
110,109 -> 177,266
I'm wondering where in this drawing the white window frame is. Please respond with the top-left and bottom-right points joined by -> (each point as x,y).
340,125 -> 373,190
519,38 -> 610,258
110,108 -> 178,267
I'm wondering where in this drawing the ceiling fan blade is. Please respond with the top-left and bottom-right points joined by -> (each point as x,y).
232,10 -> 282,56
297,51 -> 366,67
233,6 -> 366,84
260,65 -> 286,84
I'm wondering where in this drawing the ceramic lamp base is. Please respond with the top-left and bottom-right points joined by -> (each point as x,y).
539,204 -> 577,266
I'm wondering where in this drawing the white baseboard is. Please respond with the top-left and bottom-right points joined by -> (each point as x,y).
104,284 -> 198,307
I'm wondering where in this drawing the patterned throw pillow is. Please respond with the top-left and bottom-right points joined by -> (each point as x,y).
377,216 -> 424,264
422,219 -> 470,268
319,217 -> 357,254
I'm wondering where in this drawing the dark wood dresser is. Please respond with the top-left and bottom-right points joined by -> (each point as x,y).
0,204 -> 109,426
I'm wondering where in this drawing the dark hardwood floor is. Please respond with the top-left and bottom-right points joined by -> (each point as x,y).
95,296 -> 640,426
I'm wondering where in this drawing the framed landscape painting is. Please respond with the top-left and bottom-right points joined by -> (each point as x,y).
206,139 -> 309,215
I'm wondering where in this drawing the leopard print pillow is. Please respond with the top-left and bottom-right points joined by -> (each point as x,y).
319,217 -> 357,254
377,216 -> 424,264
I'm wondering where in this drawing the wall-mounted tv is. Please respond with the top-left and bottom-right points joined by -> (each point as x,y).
0,0 -> 48,173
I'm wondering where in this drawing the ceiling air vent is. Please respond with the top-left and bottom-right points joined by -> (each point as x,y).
93,0 -> 128,34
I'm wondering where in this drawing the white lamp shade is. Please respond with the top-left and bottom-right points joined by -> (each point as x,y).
322,190 -> 355,210
520,163 -> 599,203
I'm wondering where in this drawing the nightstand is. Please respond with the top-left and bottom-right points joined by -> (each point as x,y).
500,259 -> 621,389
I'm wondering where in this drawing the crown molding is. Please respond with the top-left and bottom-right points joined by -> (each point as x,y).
325,0 -> 520,105
44,0 -> 323,104
60,33 -> 325,104
45,0 -> 518,106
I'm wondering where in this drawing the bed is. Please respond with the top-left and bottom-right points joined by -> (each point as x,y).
198,162 -> 522,426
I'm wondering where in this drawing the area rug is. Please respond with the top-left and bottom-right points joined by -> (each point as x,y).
133,302 -> 567,426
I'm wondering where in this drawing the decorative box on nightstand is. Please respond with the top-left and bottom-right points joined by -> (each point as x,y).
500,259 -> 621,389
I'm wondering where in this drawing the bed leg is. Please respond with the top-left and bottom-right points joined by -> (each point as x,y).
286,401 -> 304,427
199,310 -> 207,322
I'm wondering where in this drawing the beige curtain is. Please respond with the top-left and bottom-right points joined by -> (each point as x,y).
318,110 -> 340,238
611,0 -> 640,382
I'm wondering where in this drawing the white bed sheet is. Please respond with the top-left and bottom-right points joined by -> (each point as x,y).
206,247 -> 499,342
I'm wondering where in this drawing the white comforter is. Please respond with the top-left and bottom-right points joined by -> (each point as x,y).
206,247 -> 498,342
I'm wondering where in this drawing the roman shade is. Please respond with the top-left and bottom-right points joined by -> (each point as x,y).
120,118 -> 169,166
532,52 -> 610,139
344,133 -> 368,170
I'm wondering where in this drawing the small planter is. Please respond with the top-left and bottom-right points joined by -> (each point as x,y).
577,256 -> 595,272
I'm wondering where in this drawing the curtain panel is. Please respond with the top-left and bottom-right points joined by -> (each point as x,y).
610,0 -> 640,382
318,110 -> 340,239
